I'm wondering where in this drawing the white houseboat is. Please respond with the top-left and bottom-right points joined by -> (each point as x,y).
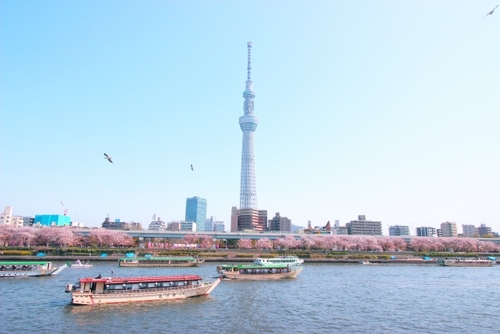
0,261 -> 67,277
65,274 -> 221,305
217,264 -> 303,280
438,258 -> 495,267
254,255 -> 304,266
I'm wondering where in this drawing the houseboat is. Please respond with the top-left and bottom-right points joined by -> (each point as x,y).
217,264 -> 303,280
118,256 -> 205,267
0,261 -> 67,277
253,255 -> 304,266
65,274 -> 221,305
438,258 -> 496,267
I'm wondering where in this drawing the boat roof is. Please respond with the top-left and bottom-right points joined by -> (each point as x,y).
79,274 -> 203,284
118,256 -> 195,261
255,257 -> 300,260
0,261 -> 50,265
221,264 -> 290,269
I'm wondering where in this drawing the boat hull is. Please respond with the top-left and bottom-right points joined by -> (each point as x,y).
0,268 -> 59,277
69,279 -> 220,305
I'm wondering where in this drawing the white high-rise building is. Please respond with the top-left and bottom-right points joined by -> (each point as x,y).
0,206 -> 23,227
239,42 -> 258,210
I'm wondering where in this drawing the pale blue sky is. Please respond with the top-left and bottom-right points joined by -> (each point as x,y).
1,1 -> 499,234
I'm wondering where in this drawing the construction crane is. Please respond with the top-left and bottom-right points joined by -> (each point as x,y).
60,201 -> 67,216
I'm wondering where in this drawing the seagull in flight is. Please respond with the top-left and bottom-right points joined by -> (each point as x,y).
190,164 -> 193,171
104,153 -> 113,163
484,5 -> 499,19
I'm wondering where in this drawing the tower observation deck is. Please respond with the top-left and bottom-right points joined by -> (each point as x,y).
239,42 -> 258,209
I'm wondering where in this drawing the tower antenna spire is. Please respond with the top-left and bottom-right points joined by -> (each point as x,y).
247,41 -> 252,81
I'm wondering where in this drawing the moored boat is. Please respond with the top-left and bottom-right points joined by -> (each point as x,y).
68,260 -> 93,269
217,264 -> 303,280
118,256 -> 205,267
0,261 -> 67,277
65,274 -> 221,305
253,255 -> 304,266
438,258 -> 495,267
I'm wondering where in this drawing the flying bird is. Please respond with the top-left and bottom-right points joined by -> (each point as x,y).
190,164 -> 193,171
484,5 -> 499,19
104,153 -> 113,163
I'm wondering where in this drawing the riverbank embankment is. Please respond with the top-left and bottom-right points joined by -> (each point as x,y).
0,255 -> 439,264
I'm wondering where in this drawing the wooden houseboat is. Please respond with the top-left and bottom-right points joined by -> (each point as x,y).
65,274 -> 221,305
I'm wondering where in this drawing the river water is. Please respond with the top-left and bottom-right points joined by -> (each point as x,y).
1,261 -> 499,333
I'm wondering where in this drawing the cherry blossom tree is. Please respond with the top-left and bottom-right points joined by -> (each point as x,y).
0,225 -> 15,246
87,229 -> 133,247
255,237 -> 273,249
299,236 -> 315,250
199,235 -> 214,249
183,234 -> 200,245
237,238 -> 253,249
9,227 -> 35,247
392,238 -> 408,251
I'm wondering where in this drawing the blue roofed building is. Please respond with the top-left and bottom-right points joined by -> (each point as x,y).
34,214 -> 71,227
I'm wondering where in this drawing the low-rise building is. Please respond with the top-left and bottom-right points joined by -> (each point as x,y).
268,212 -> 292,232
389,225 -> 410,236
416,226 -> 437,237
346,215 -> 382,236
440,221 -> 458,237
102,217 -> 142,230
35,214 -> 71,227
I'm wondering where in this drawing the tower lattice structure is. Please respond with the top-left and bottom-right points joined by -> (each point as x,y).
239,42 -> 258,210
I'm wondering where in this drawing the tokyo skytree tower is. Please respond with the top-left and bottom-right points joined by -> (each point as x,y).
239,42 -> 258,209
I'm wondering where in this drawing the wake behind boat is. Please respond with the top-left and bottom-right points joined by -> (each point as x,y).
65,274 -> 221,305
0,261 -> 67,277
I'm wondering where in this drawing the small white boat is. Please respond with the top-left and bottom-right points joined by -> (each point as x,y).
69,260 -> 93,269
359,261 -> 371,265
